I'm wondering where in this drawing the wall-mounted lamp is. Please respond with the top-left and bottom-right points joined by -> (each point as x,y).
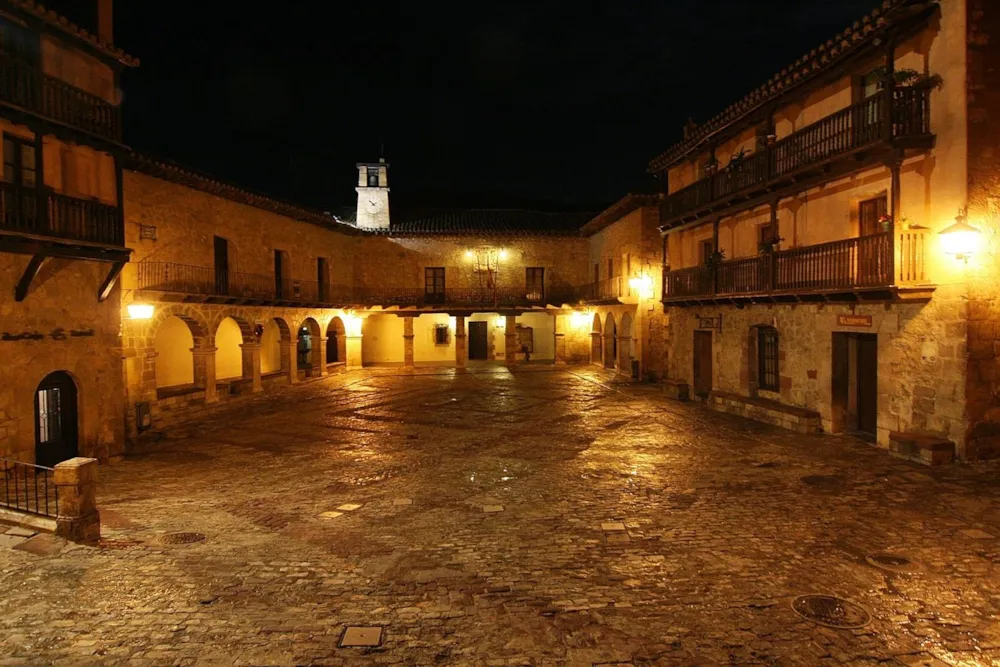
628,275 -> 655,299
569,310 -> 592,329
126,300 -> 155,320
498,249 -> 509,261
939,209 -> 981,262
464,249 -> 474,260
495,317 -> 506,330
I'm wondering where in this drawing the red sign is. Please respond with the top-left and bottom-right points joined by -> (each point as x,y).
836,314 -> 872,327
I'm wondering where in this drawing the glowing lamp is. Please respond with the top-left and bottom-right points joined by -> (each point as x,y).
498,249 -> 508,260
569,310 -> 591,329
495,317 -> 506,329
464,249 -> 474,260
127,301 -> 154,320
939,210 -> 980,262
628,275 -> 655,299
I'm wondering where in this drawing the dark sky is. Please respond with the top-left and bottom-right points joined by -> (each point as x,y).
93,1 -> 884,211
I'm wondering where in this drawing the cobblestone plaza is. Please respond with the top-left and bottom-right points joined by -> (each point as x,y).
2,368 -> 1000,665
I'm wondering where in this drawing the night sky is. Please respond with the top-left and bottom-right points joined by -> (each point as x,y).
94,1 -> 883,211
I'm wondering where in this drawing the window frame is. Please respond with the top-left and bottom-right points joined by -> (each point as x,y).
525,267 -> 544,301
424,267 -> 446,302
757,326 -> 780,393
858,195 -> 888,237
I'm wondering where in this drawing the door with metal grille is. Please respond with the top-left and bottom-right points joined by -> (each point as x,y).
34,372 -> 78,467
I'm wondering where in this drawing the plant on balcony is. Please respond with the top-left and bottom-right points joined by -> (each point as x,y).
878,214 -> 893,232
704,249 -> 726,268
703,156 -> 720,176
758,236 -> 785,254
872,66 -> 944,90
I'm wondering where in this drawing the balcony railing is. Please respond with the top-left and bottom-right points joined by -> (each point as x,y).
0,55 -> 122,142
579,277 -> 622,302
662,86 -> 932,222
0,182 -> 124,246
663,230 -> 928,302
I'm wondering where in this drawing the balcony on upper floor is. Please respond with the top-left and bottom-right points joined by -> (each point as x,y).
662,228 -> 933,306
661,86 -> 933,226
0,181 -> 123,247
0,53 -> 122,145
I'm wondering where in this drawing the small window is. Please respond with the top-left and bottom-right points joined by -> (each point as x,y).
859,195 -> 888,237
434,324 -> 449,345
367,167 -> 379,187
3,135 -> 36,187
700,239 -> 714,264
525,267 -> 544,301
758,327 -> 779,392
424,267 -> 445,294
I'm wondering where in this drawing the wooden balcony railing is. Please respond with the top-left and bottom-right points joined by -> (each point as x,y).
0,55 -> 122,143
0,182 -> 123,246
579,277 -> 622,302
663,230 -> 928,302
662,86 -> 932,222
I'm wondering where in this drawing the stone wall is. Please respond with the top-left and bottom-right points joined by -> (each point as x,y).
0,256 -> 124,463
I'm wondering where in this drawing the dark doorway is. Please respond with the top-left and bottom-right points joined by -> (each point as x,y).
468,321 -> 489,360
213,236 -> 229,295
693,330 -> 713,398
274,250 -> 286,299
326,329 -> 339,363
34,371 -> 78,467
831,332 -> 878,437
857,334 -> 878,435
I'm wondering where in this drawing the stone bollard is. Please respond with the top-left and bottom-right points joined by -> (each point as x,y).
54,457 -> 101,543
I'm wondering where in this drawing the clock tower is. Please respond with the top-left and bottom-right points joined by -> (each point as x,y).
355,158 -> 390,229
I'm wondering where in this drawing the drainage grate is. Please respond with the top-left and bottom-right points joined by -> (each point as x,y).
791,595 -> 872,629
159,532 -> 206,545
866,553 -> 922,573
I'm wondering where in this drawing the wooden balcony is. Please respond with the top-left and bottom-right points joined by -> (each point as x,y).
662,230 -> 933,305
0,55 -> 122,144
578,277 -> 623,304
661,86 -> 933,226
0,182 -> 123,247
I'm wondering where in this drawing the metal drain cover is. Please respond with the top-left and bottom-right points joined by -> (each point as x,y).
866,553 -> 922,573
791,595 -> 872,629
159,532 -> 206,545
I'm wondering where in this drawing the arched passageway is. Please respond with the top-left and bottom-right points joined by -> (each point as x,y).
298,318 -> 322,376
154,316 -> 195,388
591,313 -> 603,364
34,371 -> 78,467
603,313 -> 617,370
215,317 -> 244,381
260,318 -> 286,374
327,317 -> 347,364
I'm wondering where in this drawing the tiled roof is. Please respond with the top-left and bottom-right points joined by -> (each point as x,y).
580,193 -> 661,236
7,1 -> 139,66
127,153 -> 363,235
377,209 -> 593,236
647,0 -> 937,173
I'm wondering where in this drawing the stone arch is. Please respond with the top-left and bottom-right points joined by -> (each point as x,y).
326,316 -> 347,365
148,307 -> 210,344
603,313 -> 617,370
261,316 -> 290,374
214,316 -> 245,381
297,317 -> 323,377
208,312 -> 255,344
153,314 -> 198,388
591,313 -> 603,364
619,311 -> 634,374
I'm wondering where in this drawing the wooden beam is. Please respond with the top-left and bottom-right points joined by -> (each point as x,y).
15,253 -> 46,302
97,259 -> 126,302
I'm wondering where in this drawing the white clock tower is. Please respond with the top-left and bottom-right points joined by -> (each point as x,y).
355,158 -> 390,229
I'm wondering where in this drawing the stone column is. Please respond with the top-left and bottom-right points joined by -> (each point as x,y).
54,457 -> 100,543
455,315 -> 467,368
403,316 -> 415,367
191,345 -> 218,403
554,313 -> 567,364
282,340 -> 299,384
346,335 -> 363,368
240,342 -> 263,393
316,337 -> 329,377
504,315 -> 518,366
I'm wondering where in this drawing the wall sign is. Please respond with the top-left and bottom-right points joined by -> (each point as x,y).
1,328 -> 95,342
697,314 -> 722,331
836,314 -> 872,327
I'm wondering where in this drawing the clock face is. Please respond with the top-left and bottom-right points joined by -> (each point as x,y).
368,198 -> 379,209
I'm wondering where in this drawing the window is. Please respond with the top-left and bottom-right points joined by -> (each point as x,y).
367,167 -> 379,187
434,324 -> 450,345
758,327 -> 779,392
3,135 -> 36,188
861,70 -> 881,99
425,267 -> 445,303
607,258 -> 614,279
274,249 -> 289,298
859,195 -> 888,237
700,239 -> 714,264
593,263 -> 600,284
525,267 -> 544,301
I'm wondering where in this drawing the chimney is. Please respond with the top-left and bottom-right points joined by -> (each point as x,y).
97,0 -> 113,43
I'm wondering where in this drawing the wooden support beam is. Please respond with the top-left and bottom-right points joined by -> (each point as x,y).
15,253 -> 46,302
97,259 -> 126,302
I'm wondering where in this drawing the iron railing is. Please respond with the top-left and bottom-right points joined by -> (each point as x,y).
579,277 -> 622,302
1,458 -> 58,518
663,230 -> 928,301
0,54 -> 122,142
0,182 -> 124,246
662,86 -> 933,221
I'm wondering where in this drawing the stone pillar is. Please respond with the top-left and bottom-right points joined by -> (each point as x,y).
54,457 -> 100,543
191,345 -> 218,403
403,317 -> 415,367
346,335 -> 363,368
504,315 -> 518,366
282,340 -> 299,384
316,337 -> 329,377
240,342 -> 263,393
554,313 -> 567,364
455,315 -> 467,368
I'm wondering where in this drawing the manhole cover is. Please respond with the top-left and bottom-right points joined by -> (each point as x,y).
801,475 -> 844,488
791,595 -> 872,629
159,532 -> 206,545
866,553 -> 922,573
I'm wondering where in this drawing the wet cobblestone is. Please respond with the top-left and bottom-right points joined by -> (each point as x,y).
3,366 -> 1000,665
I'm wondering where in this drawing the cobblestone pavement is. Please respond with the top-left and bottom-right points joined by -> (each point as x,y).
3,366 -> 1000,666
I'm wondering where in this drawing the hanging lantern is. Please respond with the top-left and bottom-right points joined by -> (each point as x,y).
939,209 -> 981,261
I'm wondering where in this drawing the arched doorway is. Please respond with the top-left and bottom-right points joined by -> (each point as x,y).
327,316 -> 347,364
591,313 -> 603,364
603,313 -> 617,370
298,317 -> 322,376
215,316 -> 244,381
260,318 -> 285,374
35,371 -> 78,467
154,315 -> 195,388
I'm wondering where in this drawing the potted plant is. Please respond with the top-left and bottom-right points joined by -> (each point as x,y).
704,156 -> 720,176
878,214 -> 893,232
704,249 -> 726,268
758,235 -> 785,255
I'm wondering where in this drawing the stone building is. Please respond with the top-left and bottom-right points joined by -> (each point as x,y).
0,0 -> 135,464
649,0 -> 998,461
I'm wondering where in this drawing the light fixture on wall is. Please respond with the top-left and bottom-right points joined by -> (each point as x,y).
570,310 -> 591,329
939,208 -> 981,262
498,249 -> 509,261
126,300 -> 154,320
628,274 -> 655,299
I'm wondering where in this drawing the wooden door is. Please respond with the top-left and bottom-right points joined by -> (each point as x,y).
213,236 -> 229,295
693,330 -> 713,398
859,196 -> 887,237
34,372 -> 78,467
856,334 -> 878,435
468,322 -> 489,360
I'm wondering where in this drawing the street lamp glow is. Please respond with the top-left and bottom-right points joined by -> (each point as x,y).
126,301 -> 154,320
498,249 -> 508,261
629,275 -> 654,299
939,210 -> 981,262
